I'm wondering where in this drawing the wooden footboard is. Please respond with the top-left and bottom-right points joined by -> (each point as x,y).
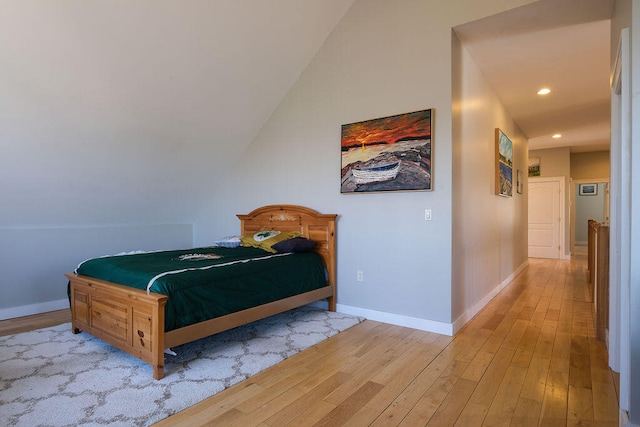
66,204 -> 337,380
66,273 -> 168,379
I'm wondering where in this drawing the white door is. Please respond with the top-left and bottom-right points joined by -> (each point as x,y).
528,178 -> 561,258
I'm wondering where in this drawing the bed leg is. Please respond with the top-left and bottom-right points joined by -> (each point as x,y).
153,364 -> 165,380
327,296 -> 336,312
72,326 -> 81,334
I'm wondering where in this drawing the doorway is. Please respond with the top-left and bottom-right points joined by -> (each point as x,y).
571,179 -> 609,256
528,177 -> 565,259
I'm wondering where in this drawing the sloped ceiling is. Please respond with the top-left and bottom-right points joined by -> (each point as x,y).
0,0 -> 356,225
454,0 -> 614,153
1,0 -> 355,163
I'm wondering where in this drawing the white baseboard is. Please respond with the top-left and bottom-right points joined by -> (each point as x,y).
335,304 -> 453,336
451,259 -> 529,334
313,261 -> 530,338
0,299 -> 69,321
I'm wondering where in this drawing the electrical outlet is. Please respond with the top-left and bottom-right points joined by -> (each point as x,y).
357,271 -> 364,282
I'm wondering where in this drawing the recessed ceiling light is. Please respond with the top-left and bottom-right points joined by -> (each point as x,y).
537,88 -> 551,95
552,134 -> 562,139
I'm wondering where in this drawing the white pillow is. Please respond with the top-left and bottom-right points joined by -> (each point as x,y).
214,236 -> 241,248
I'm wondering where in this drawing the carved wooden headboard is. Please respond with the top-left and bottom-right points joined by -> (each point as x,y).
237,205 -> 337,305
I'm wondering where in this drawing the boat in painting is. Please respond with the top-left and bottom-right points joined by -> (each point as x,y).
352,159 -> 401,184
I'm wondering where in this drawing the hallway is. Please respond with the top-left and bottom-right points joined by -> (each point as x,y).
451,255 -> 620,425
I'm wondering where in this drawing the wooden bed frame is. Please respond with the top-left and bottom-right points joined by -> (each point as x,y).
65,205 -> 337,380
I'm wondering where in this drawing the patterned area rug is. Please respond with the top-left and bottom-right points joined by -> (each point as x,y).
0,306 -> 363,426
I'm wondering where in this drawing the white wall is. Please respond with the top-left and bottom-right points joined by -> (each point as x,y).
610,0 -> 638,422
451,33 -> 529,326
630,0 -> 640,417
0,225 -> 192,319
529,147 -> 571,178
570,151 -> 610,180
622,0 -> 640,421
199,0 -> 535,332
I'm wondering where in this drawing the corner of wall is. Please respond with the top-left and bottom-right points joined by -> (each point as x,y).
451,259 -> 528,334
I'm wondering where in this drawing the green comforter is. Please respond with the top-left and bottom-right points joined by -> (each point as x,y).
75,246 -> 327,331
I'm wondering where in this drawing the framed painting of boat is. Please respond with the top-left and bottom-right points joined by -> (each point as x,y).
340,109 -> 433,193
495,128 -> 513,197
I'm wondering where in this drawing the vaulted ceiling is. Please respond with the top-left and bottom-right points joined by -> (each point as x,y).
234,0 -> 615,155
454,0 -> 614,153
3,0 -> 613,168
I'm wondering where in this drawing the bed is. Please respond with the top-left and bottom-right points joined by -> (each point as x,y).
65,205 -> 337,379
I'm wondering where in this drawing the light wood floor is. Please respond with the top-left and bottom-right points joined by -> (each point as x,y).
1,255 -> 619,426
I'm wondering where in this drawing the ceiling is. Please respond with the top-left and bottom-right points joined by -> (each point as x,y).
454,0 -> 614,153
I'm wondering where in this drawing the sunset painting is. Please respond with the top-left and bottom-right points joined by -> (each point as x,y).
340,109 -> 432,193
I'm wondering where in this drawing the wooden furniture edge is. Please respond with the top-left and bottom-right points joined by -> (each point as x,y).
66,204 -> 337,380
237,204 -> 337,311
165,286 -> 333,348
65,272 -> 168,379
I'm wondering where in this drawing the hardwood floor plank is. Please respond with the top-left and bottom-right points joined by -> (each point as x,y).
283,400 -> 336,426
425,378 -> 477,426
519,355 -> 551,403
290,351 -> 356,394
0,309 -> 70,337
592,380 -> 619,423
265,371 -> 351,426
511,396 -> 542,426
400,358 -> 471,424
551,331 -> 572,374
313,380 -> 384,427
381,332 -> 463,410
455,327 -> 493,362
510,324 -> 541,368
502,317 -> 530,350
567,384 -> 595,422
370,332 -> 447,386
588,337 -> 619,423
460,340 -> 499,383
453,402 -> 487,427
462,347 -> 515,409
323,333 -> 416,406
540,361 -> 570,423
483,364 -> 527,426
343,405 -> 386,426
364,336 -> 449,416
569,335 -> 592,389
231,388 -> 305,427
235,371 -> 309,414
533,319 -> 557,359
153,382 -> 265,426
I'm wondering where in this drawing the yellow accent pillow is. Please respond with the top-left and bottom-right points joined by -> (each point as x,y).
240,229 -> 301,253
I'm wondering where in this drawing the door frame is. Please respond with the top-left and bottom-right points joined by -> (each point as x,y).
609,26 -> 630,411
